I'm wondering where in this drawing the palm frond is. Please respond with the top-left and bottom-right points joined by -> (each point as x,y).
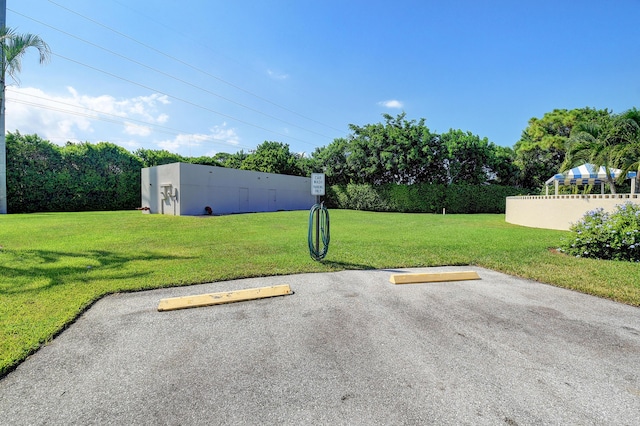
1,26 -> 51,85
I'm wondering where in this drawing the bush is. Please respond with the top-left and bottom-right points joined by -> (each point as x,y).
445,184 -> 522,214
384,184 -> 446,213
326,183 -> 523,214
559,203 -> 640,261
326,183 -> 393,211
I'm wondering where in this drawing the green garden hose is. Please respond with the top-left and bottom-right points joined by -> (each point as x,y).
308,202 -> 330,261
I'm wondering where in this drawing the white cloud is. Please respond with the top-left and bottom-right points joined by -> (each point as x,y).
156,124 -> 241,153
210,124 -> 241,146
378,99 -> 404,109
267,69 -> 290,80
6,87 -> 92,142
124,122 -> 152,136
5,86 -> 171,144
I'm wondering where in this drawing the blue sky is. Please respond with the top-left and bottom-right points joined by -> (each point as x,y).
7,0 -> 640,158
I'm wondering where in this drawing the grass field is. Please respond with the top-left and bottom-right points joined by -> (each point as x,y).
1,210 -> 640,376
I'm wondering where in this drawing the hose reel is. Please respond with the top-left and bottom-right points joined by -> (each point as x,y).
308,202 -> 330,261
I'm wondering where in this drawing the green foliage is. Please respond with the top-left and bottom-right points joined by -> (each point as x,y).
315,113 -> 448,185
382,183 -> 446,213
440,129 -> 499,185
346,113 -> 447,185
9,105 -> 640,214
315,113 -> 513,187
514,144 -> 565,190
241,141 -> 303,176
134,148 -> 186,167
490,145 -> 520,186
560,203 -> 640,262
514,107 -> 613,189
211,151 -> 248,169
61,142 -> 143,211
7,133 -> 142,213
327,183 -> 522,214
326,183 -> 393,211
520,109 -> 605,189
518,107 -> 611,151
6,132 -> 65,213
444,185 -> 522,214
563,109 -> 640,194
312,138 -> 352,185
1,27 -> 51,85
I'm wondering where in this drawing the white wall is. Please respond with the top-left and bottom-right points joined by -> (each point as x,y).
141,162 -> 182,215
506,194 -> 640,230
141,162 -> 316,216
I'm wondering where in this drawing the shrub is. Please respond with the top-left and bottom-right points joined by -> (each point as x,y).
384,183 -> 446,213
331,183 -> 393,211
559,203 -> 640,261
326,183 -> 522,214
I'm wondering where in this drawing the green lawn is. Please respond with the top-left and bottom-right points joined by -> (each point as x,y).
1,210 -> 639,376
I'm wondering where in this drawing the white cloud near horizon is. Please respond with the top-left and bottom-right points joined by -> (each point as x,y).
378,99 -> 404,109
156,123 -> 241,153
6,86 -> 171,143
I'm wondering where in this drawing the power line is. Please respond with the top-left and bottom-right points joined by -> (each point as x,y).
7,87 -> 255,150
46,0 -> 344,134
49,51 -> 320,148
8,7 -> 334,150
9,8 -> 336,141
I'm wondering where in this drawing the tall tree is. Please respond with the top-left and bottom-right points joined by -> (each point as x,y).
312,138 -> 352,185
490,145 -> 520,186
612,108 -> 640,190
240,141 -> 301,176
564,109 -> 640,194
134,148 -> 185,168
343,113 -> 446,185
514,107 -> 611,189
441,129 -> 495,185
212,150 -> 248,169
0,26 -> 51,213
563,113 -> 621,193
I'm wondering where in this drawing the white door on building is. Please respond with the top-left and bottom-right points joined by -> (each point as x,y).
239,187 -> 249,212
268,189 -> 277,211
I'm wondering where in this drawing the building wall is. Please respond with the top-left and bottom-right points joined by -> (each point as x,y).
505,194 -> 640,230
141,162 -> 316,216
141,162 -> 182,215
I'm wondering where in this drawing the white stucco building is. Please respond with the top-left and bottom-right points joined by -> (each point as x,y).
141,162 -> 316,216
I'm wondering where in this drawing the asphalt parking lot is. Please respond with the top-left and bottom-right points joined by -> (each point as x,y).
1,266 -> 639,425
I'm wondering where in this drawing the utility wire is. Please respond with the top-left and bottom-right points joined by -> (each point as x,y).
7,88 -> 255,150
10,8 -> 335,140
46,0 -> 344,134
50,50 -> 319,147
10,97 -> 253,151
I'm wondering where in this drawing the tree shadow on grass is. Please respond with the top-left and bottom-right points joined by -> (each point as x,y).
0,249 -> 193,295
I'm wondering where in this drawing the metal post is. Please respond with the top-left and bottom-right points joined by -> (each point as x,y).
315,196 -> 320,254
0,0 -> 7,214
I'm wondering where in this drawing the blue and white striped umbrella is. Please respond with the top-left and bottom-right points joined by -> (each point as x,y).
545,163 -> 633,186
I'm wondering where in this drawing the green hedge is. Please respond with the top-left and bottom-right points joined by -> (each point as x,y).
326,183 -> 524,214
7,134 -> 143,213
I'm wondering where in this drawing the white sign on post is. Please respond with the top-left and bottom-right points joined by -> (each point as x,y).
311,173 -> 325,196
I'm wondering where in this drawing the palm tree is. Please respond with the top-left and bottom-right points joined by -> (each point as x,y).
562,110 -> 640,195
611,108 -> 640,192
562,117 -> 619,194
0,27 -> 51,214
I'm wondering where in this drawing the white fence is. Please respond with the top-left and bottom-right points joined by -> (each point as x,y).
505,194 -> 640,230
